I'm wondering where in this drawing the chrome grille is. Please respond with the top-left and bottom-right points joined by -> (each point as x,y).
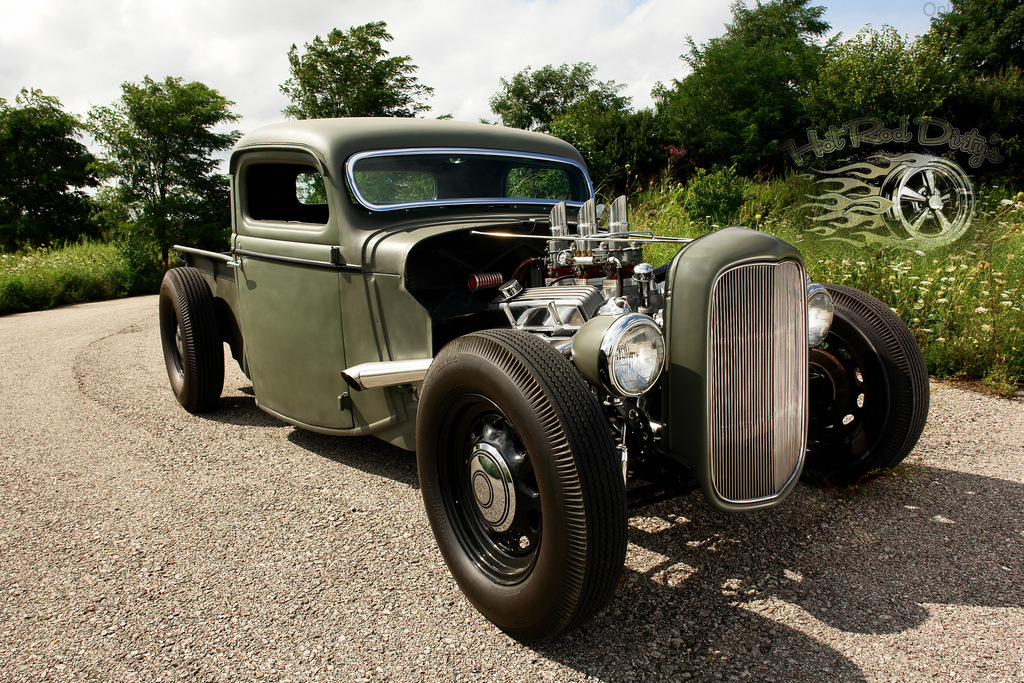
707,261 -> 807,504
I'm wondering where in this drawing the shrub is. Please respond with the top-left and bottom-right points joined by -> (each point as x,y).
631,180 -> 1024,388
0,240 -> 132,315
681,166 -> 746,229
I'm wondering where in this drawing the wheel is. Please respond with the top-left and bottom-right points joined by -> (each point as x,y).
805,285 -> 929,486
159,267 -> 224,413
882,155 -> 975,248
416,329 -> 627,641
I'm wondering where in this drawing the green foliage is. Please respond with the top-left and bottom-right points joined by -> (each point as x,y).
654,0 -> 832,173
0,240 -> 132,315
680,166 -> 746,229
0,88 -> 98,250
506,168 -> 571,201
89,76 -> 239,277
631,178 -> 1024,387
924,0 -> 1024,77
804,26 -> 954,128
947,66 -> 1024,170
549,95 -> 662,195
489,62 -> 628,132
353,170 -> 436,204
281,22 -> 433,119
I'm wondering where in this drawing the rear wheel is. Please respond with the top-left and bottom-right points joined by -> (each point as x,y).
805,285 -> 929,485
159,267 -> 224,413
417,329 -> 627,641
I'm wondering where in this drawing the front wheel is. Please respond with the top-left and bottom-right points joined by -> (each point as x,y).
416,329 -> 627,642
805,285 -> 929,485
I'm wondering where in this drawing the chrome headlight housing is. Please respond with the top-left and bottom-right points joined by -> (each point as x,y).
806,283 -> 834,347
572,312 -> 665,397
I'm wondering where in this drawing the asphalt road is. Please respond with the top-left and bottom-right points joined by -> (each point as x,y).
1,295 -> 1022,682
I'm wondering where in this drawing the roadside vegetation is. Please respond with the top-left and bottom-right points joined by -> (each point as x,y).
633,173 -> 1024,391
2,0 -> 1021,388
0,240 -> 133,315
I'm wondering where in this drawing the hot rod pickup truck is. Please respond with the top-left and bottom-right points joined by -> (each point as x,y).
160,118 -> 929,641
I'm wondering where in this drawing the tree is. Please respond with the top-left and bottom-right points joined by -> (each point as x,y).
549,96 -> 662,196
920,0 -> 1024,174
0,88 -> 98,250
280,21 -> 433,119
924,0 -> 1024,77
89,76 -> 240,273
654,0 -> 832,173
489,62 -> 629,132
803,26 -> 954,128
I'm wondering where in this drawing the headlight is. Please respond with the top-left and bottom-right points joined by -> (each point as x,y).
807,283 -> 834,347
572,313 -> 665,397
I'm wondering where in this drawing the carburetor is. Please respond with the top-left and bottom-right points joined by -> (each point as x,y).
545,197 -> 644,297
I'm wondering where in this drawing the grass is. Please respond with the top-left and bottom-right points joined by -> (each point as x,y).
630,174 -> 1024,391
5,178 -> 1023,390
0,240 -> 133,316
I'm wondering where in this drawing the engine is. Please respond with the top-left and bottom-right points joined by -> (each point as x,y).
481,196 -> 668,343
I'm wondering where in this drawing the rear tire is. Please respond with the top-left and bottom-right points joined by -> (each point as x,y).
805,285 -> 929,485
159,267 -> 224,413
417,329 -> 627,641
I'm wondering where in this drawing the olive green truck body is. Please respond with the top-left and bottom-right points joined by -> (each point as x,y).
160,118 -> 928,641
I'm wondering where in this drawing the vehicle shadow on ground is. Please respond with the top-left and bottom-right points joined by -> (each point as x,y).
200,394 -> 286,428
187,385 -> 1022,681
197,384 -> 421,488
287,428 -> 419,489
540,464 -> 1022,682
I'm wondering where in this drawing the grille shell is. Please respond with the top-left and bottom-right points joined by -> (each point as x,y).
706,261 -> 808,504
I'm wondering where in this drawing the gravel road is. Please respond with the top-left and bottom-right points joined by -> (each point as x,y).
1,295 -> 1022,682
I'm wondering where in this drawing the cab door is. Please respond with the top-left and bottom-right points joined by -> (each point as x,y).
232,152 -> 354,430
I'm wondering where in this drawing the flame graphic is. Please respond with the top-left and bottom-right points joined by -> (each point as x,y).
798,154 -> 934,245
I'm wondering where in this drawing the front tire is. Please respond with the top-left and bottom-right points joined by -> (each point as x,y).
159,267 -> 224,413
416,329 -> 627,642
805,285 -> 929,485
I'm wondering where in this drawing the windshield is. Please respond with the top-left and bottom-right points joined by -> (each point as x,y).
346,148 -> 593,211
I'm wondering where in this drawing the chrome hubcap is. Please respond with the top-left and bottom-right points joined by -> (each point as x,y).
470,442 -> 516,532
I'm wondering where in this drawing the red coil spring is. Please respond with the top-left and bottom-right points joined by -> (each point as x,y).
467,272 -> 505,292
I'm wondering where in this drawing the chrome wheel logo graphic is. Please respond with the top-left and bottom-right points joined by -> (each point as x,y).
784,116 -> 1002,250
803,153 -> 975,249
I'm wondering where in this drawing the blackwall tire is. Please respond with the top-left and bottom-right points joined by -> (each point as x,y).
159,267 -> 224,413
416,329 -> 627,642
805,285 -> 929,486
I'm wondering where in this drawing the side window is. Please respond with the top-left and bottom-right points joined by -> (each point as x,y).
296,172 -> 327,205
245,163 -> 329,225
506,167 -> 572,200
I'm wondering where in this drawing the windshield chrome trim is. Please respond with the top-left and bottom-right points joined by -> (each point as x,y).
345,147 -> 594,212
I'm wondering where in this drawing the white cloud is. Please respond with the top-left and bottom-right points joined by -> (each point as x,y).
0,0 -> 730,128
0,0 -> 930,133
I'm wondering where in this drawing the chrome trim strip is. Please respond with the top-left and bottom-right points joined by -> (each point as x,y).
345,147 -> 595,212
233,249 -> 362,273
341,358 -> 433,390
469,230 -> 694,245
173,245 -> 233,263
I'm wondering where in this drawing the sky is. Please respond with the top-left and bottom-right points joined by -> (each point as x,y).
0,0 -> 937,133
